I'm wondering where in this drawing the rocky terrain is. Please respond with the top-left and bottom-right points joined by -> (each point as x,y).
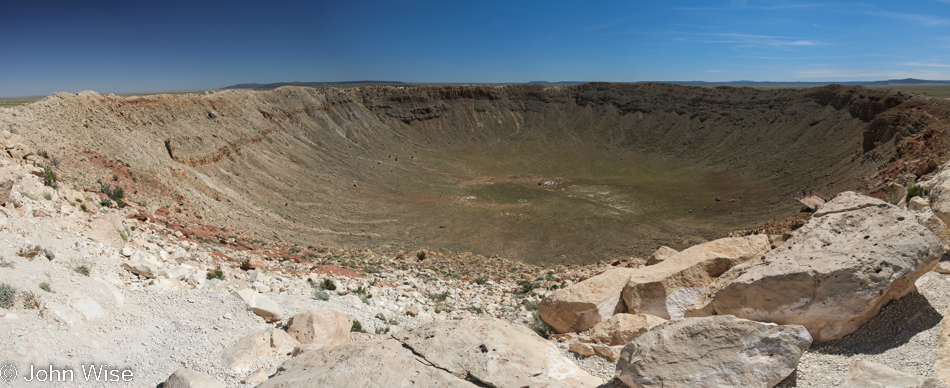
1,82 -> 950,387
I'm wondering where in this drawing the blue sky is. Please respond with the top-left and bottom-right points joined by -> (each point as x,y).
3,0 -> 950,96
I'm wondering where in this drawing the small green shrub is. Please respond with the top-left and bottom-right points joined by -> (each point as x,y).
523,300 -> 539,311
206,267 -> 225,280
42,248 -> 54,261
0,284 -> 15,309
417,250 -> 427,260
37,150 -> 49,158
38,282 -> 51,292
80,204 -> 87,212
359,294 -> 372,305
42,166 -> 57,189
530,311 -> 551,338
320,278 -> 337,291
74,264 -> 91,276
907,181 -> 928,200
100,183 -> 125,202
312,289 -> 330,301
351,320 -> 364,333
474,276 -> 488,285
427,291 -> 449,302
518,280 -> 539,294
375,326 -> 390,335
112,174 -> 118,182
354,285 -> 371,296
43,192 -> 52,201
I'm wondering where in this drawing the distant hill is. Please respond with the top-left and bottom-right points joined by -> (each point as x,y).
223,80 -> 406,90
221,78 -> 950,91
661,78 -> 950,87
527,81 -> 586,85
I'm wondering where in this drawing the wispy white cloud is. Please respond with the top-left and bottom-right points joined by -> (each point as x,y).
864,10 -> 948,26
674,3 -> 949,27
904,61 -> 950,68
674,2 -> 828,11
689,33 -> 822,47
740,54 -> 900,60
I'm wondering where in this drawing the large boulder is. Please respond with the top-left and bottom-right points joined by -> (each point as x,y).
285,310 -> 351,348
393,318 -> 602,387
841,360 -> 939,388
687,192 -> 944,342
259,339 -> 477,387
622,235 -> 771,319
588,313 -> 665,346
539,268 -> 636,333
615,315 -> 811,388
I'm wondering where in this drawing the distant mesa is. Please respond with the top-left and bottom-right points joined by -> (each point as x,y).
665,78 -> 950,87
221,78 -> 950,92
527,81 -> 586,85
223,80 -> 406,90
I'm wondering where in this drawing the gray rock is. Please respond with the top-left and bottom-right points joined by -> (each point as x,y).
570,342 -> 595,356
615,315 -> 811,388
285,310 -> 351,347
841,360 -> 939,388
688,192 -> 945,342
259,339 -> 476,387
164,368 -> 225,388
121,254 -> 162,278
68,295 -> 105,322
232,289 -> 283,323
394,318 -> 602,387
813,191 -> 888,217
646,246 -> 677,266
588,313 -> 665,346
221,331 -> 272,372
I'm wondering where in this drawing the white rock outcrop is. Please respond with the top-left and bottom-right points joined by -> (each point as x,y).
687,192 -> 945,342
